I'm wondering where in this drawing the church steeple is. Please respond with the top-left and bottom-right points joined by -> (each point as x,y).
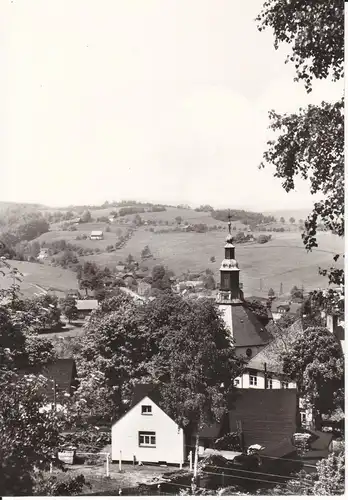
217,216 -> 242,304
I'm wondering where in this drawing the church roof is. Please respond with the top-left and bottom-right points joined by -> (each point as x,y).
246,319 -> 304,373
219,302 -> 273,347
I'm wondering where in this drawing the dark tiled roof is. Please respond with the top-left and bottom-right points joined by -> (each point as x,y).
228,389 -> 297,455
231,304 -> 273,347
130,383 -> 162,409
246,319 -> 304,373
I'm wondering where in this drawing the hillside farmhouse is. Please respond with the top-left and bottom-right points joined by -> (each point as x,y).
90,230 -> 104,240
76,299 -> 99,318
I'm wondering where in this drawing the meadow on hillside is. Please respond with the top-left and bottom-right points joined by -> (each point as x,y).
78,229 -> 343,298
0,260 -> 78,298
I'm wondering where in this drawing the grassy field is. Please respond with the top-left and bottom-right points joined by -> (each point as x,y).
0,260 -> 78,298
35,222 -> 128,251
80,230 -> 343,298
6,217 -> 343,300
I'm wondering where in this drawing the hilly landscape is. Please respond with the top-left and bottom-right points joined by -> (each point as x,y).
0,201 -> 343,300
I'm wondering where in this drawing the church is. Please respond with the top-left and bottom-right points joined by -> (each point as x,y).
216,221 -> 273,359
215,223 -> 309,425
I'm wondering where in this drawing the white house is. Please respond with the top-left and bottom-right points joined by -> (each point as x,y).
90,230 -> 104,240
111,385 -> 185,465
37,248 -> 49,261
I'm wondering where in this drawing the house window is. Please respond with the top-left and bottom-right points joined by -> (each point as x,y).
139,431 -> 156,447
267,378 -> 273,389
282,381 -> 289,389
249,375 -> 257,387
141,405 -> 152,415
300,412 -> 307,424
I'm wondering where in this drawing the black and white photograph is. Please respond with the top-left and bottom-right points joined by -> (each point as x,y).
0,0 -> 345,496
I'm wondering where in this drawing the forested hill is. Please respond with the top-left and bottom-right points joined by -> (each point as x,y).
210,209 -> 275,228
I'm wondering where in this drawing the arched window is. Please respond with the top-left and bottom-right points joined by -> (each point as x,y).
246,348 -> 252,357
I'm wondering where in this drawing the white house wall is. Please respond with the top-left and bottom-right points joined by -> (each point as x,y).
111,396 -> 185,464
235,372 -> 297,390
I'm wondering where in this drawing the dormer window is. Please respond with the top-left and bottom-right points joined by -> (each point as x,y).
141,405 -> 152,415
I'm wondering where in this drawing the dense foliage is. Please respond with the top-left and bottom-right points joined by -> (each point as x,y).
282,327 -> 344,420
256,0 -> 344,91
257,0 -> 344,289
0,259 -> 87,496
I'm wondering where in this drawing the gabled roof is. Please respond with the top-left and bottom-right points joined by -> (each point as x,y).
112,384 -> 181,428
246,319 -> 304,373
129,383 -> 162,409
219,303 -> 273,347
271,300 -> 301,315
228,389 -> 297,455
76,299 -> 99,310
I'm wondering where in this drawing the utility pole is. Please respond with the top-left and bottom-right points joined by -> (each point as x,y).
53,380 -> 57,413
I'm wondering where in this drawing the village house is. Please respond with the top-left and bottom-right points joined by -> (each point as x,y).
271,300 -> 302,321
90,230 -> 104,240
325,311 -> 345,353
76,299 -> 99,319
37,248 -> 50,261
18,359 -> 79,413
111,384 -> 185,465
137,280 -> 152,297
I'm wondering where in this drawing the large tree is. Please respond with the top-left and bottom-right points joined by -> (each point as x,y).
73,291 -> 147,423
257,0 -> 344,287
282,327 -> 344,425
77,261 -> 104,296
145,296 -> 244,479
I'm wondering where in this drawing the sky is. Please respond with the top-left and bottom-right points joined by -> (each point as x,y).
1,0 -> 343,211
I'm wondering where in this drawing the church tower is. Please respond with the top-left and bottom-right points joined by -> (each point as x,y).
216,219 -> 271,358
217,219 -> 243,304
